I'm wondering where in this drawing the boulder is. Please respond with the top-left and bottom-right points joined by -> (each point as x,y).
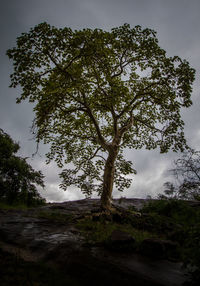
140,238 -> 179,260
109,229 -> 135,244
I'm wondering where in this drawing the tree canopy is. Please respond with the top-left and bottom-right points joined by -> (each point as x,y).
0,129 -> 45,206
7,23 -> 195,209
163,149 -> 200,200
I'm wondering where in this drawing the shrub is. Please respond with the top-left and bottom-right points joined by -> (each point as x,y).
0,129 -> 45,206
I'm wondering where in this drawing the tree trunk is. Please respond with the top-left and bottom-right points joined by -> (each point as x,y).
101,150 -> 118,211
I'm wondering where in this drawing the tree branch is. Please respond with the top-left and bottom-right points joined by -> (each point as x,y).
117,81 -> 160,119
39,40 -> 75,81
119,113 -> 134,137
91,66 -> 119,137
83,147 -> 102,161
80,92 -> 110,150
111,105 -> 118,136
111,49 -> 136,78
134,116 -> 161,133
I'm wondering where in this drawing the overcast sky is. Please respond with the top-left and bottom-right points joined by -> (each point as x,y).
0,0 -> 199,202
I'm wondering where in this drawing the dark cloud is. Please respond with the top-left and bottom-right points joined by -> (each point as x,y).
0,0 -> 199,201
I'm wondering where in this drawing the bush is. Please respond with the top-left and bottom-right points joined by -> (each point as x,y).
142,198 -> 200,284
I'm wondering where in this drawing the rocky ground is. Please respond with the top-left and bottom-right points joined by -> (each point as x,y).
0,198 -> 190,285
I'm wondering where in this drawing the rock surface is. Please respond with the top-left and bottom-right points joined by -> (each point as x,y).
0,199 -> 187,286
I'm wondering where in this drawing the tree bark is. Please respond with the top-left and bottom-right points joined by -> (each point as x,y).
100,115 -> 133,211
101,149 -> 118,211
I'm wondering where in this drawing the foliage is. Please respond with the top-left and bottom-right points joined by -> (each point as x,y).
142,198 -> 200,284
161,149 -> 200,200
142,199 -> 199,225
0,201 -> 30,210
76,215 -> 154,249
0,129 -> 45,206
7,23 -> 195,200
37,210 -> 73,222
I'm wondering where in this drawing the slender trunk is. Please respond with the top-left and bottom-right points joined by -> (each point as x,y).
101,149 -> 118,211
100,115 -> 133,211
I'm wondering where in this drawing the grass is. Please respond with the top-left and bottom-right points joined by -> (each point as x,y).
76,215 -> 158,250
0,201 -> 30,210
36,210 -> 74,223
0,199 -> 46,210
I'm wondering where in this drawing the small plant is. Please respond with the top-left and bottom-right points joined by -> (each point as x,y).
0,202 -> 30,210
142,199 -> 200,226
76,214 -> 158,250
37,210 -> 73,222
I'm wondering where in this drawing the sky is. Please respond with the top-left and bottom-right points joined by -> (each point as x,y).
0,0 -> 199,202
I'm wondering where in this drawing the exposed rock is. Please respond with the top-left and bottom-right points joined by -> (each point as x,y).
0,199 -> 187,286
105,229 -> 136,252
140,238 -> 179,260
109,229 -> 135,243
140,238 -> 165,258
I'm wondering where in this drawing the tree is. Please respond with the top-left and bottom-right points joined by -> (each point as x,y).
163,149 -> 200,200
7,23 -> 195,210
0,129 -> 45,206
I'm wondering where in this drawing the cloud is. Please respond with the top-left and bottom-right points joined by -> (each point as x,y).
41,183 -> 85,202
1,0 -> 200,202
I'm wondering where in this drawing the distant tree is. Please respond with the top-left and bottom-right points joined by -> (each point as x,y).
162,149 -> 200,200
7,23 -> 195,210
0,129 -> 45,206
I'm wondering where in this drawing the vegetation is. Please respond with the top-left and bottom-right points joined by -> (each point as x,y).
149,148 -> 200,283
142,199 -> 200,284
0,201 -> 30,210
7,23 -> 195,210
161,148 -> 200,201
77,207 -> 169,248
36,209 -> 74,222
75,198 -> 200,283
76,215 -> 154,249
0,129 -> 46,206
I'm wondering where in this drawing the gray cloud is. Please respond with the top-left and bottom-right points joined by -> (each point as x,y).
1,0 -> 199,201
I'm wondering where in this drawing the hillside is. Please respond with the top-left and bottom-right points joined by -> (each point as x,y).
0,198 -> 199,285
